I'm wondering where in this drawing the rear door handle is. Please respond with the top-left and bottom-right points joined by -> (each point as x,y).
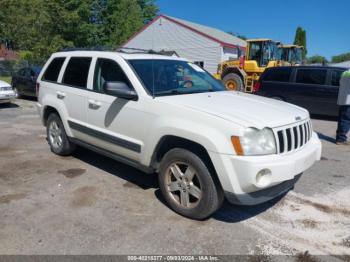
56,91 -> 66,99
88,99 -> 101,109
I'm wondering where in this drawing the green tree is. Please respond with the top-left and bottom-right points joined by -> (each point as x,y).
307,55 -> 328,64
293,26 -> 307,59
331,52 -> 350,63
227,31 -> 247,40
0,0 -> 158,64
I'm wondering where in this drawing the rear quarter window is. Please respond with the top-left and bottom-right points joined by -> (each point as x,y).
331,70 -> 345,86
42,57 -> 66,82
62,57 -> 92,88
296,68 -> 327,85
263,68 -> 291,82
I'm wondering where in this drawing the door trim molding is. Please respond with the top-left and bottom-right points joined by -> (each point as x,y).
68,120 -> 141,153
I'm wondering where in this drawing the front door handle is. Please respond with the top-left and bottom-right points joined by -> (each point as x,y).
56,91 -> 66,99
88,99 -> 101,109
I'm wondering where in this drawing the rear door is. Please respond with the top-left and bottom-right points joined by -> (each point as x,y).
15,68 -> 28,94
288,68 -> 328,115
259,67 -> 293,99
320,69 -> 345,117
23,68 -> 36,96
59,56 -> 93,139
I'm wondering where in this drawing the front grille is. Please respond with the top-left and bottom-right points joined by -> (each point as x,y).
0,86 -> 12,91
274,120 -> 312,154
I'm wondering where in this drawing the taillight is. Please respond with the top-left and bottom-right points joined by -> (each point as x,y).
253,81 -> 261,93
239,55 -> 245,68
36,82 -> 40,96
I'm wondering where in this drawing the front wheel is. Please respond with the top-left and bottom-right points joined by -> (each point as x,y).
158,148 -> 224,220
46,113 -> 76,156
222,73 -> 244,91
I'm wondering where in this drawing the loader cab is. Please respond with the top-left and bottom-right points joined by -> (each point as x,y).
280,45 -> 303,65
246,39 -> 280,68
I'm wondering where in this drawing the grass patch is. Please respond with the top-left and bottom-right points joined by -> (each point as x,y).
0,76 -> 12,84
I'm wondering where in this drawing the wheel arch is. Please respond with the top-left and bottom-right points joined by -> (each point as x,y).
221,66 -> 246,81
150,135 -> 223,189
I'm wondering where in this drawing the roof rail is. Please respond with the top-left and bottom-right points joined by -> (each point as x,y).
58,47 -> 113,52
116,47 -> 161,54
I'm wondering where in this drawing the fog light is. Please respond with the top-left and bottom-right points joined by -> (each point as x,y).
256,169 -> 272,188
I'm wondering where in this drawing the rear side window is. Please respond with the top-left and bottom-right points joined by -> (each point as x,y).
263,68 -> 291,82
63,57 -> 92,88
296,69 -> 327,85
42,57 -> 65,82
331,70 -> 344,86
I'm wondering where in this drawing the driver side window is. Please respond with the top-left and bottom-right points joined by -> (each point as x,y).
93,58 -> 130,93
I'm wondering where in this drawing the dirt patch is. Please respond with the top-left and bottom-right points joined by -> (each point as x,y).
296,251 -> 319,262
342,236 -> 350,248
299,219 -> 318,229
70,186 -> 98,208
321,157 -> 341,162
58,168 -> 86,179
293,196 -> 350,216
0,193 -> 26,205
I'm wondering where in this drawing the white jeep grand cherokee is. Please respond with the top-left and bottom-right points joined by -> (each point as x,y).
37,51 -> 322,219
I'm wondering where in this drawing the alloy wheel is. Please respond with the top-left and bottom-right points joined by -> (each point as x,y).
49,120 -> 63,149
165,161 -> 202,208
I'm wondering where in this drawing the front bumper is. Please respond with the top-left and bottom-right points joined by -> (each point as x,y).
209,132 -> 322,205
0,92 -> 16,103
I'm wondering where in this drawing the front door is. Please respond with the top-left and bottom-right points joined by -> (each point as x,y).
85,57 -> 147,162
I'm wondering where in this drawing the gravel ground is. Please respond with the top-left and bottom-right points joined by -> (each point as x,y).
0,99 -> 349,257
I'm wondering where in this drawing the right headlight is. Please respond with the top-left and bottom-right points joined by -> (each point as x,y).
232,127 -> 277,156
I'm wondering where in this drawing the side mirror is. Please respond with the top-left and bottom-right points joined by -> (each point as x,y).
103,81 -> 138,101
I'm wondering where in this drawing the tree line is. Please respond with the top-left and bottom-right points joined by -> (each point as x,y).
0,0 -> 158,64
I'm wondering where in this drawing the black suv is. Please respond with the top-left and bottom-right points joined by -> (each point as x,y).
11,66 -> 42,97
254,66 -> 348,117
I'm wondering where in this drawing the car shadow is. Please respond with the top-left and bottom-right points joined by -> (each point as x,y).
72,146 -> 284,223
17,96 -> 37,102
316,132 -> 336,143
72,146 -> 158,190
154,188 -> 285,223
212,194 -> 286,223
0,102 -> 19,109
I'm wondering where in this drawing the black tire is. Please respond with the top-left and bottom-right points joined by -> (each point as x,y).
46,113 -> 76,156
158,148 -> 224,220
222,73 -> 244,91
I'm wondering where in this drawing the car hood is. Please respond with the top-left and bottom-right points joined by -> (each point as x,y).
0,80 -> 11,88
157,91 -> 309,129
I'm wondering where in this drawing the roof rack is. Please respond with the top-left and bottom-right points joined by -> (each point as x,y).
115,47 -> 161,54
58,47 -> 113,52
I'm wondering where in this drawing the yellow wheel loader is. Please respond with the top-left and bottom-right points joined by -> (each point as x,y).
279,44 -> 304,65
214,39 -> 287,92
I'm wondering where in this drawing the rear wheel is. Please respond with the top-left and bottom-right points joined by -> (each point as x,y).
13,87 -> 21,98
46,113 -> 76,156
158,148 -> 224,220
222,73 -> 244,91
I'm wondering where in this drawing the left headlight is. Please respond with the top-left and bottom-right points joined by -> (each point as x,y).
232,128 -> 277,156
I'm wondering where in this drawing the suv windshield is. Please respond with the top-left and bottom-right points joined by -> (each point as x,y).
128,59 -> 226,97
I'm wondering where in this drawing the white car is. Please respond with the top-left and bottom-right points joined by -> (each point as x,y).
0,80 -> 16,104
37,51 -> 322,219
